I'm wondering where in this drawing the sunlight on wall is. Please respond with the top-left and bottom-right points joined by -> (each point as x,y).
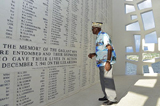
134,79 -> 157,88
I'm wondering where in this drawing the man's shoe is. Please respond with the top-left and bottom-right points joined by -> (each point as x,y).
103,99 -> 109,103
103,101 -> 118,105
98,96 -> 108,101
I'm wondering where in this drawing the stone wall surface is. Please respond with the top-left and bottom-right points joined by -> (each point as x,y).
0,0 -> 112,106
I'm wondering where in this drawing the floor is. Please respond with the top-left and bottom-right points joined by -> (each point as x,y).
51,74 -> 160,106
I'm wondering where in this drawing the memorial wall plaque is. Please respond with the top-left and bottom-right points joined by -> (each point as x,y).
0,0 -> 111,106
70,0 -> 81,48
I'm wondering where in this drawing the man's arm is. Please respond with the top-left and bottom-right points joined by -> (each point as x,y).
106,44 -> 112,62
105,44 -> 112,71
88,53 -> 97,59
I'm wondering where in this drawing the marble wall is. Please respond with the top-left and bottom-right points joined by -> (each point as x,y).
0,0 -> 112,106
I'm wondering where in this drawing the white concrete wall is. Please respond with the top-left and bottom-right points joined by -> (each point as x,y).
112,0 -> 160,75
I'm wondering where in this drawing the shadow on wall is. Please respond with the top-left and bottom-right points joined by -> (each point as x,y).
115,74 -> 160,106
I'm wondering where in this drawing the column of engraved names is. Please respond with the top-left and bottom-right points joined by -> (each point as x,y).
80,17 -> 82,49
16,71 -> 34,106
70,14 -> 78,47
42,0 -> 49,44
50,0 -> 63,45
48,68 -> 58,100
68,68 -> 76,92
82,0 -> 89,87
19,0 -> 40,41
64,0 -> 70,47
39,69 -> 45,104
0,73 -> 11,106
89,0 -> 94,84
70,0 -> 79,47
79,0 -> 83,48
63,67 -> 67,94
5,0 -> 16,39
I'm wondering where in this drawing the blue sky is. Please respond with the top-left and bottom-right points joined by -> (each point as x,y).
126,0 -> 157,52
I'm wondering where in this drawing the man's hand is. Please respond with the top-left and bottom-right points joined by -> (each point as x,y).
88,53 -> 96,59
105,61 -> 111,71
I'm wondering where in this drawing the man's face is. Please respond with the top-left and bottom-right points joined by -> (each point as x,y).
92,27 -> 99,34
